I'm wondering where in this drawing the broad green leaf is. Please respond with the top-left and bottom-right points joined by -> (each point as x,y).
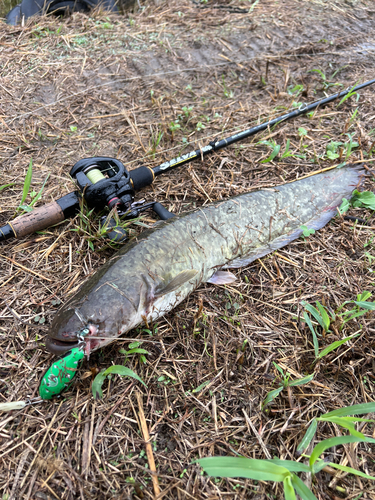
326,150 -> 339,160
297,419 -> 318,453
323,402 -> 375,418
262,386 -> 284,409
0,183 -> 15,192
128,341 -> 142,348
291,473 -> 318,500
283,475 -> 297,500
303,312 -> 319,358
196,457 -> 291,482
298,127 -> 308,137
260,144 -> 281,163
354,301 -> 375,310
338,198 -> 350,214
350,190 -> 375,210
270,459 -> 310,473
301,225 -> 315,237
289,373 -> 314,387
92,365 -> 146,400
310,436 -> 375,468
315,301 -> 330,331
317,333 -> 359,359
20,159 -> 33,206
329,462 -> 375,480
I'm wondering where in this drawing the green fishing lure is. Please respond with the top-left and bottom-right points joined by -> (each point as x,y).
39,347 -> 85,400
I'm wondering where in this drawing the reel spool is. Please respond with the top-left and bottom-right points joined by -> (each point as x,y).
70,157 -> 135,211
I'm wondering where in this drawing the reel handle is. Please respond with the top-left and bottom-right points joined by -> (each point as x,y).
152,202 -> 175,220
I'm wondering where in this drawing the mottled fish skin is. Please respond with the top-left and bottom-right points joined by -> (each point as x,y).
46,165 -> 364,355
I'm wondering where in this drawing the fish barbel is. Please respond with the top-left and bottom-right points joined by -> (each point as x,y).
46,165 -> 364,355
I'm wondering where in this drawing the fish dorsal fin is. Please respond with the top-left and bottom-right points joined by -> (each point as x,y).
207,270 -> 237,285
154,269 -> 198,297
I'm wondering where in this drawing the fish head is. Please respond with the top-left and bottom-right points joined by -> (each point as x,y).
45,280 -> 143,356
45,306 -> 98,355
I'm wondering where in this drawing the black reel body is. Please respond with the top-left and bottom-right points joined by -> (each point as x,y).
70,157 -> 134,211
70,157 -> 174,242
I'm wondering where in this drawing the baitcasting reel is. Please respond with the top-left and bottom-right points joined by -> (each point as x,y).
0,157 -> 174,242
70,157 -> 175,242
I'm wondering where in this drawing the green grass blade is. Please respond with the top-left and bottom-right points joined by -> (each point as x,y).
316,416 -> 364,438
329,463 -> 375,481
196,457 -> 290,482
317,416 -> 375,438
317,333 -> 359,359
313,459 -> 329,474
260,144 -> 280,163
297,419 -> 318,454
18,205 -> 33,213
273,362 -> 285,376
320,416 -> 374,423
91,371 -> 106,400
288,373 -> 314,387
119,348 -> 149,355
0,183 -> 15,192
310,436 -> 375,469
262,386 -> 283,409
92,365 -> 146,400
29,173 -> 50,207
281,139 -> 291,158
354,301 -> 375,310
291,474 -> 318,500
283,475 -> 297,500
338,82 -> 359,106
270,459 -> 310,473
357,291 -> 372,302
315,301 -> 330,331
20,159 -> 33,206
302,302 -> 325,330
322,402 -> 375,418
303,312 -> 319,358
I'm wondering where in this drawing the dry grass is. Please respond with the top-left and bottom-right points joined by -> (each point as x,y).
0,0 -> 375,498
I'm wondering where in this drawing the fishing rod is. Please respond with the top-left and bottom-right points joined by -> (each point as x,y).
1,78 -> 375,243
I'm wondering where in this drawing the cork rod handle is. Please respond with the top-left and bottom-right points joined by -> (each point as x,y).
10,202 -> 65,238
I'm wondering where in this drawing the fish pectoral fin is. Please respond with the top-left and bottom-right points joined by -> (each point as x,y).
207,270 -> 237,285
154,269 -> 199,297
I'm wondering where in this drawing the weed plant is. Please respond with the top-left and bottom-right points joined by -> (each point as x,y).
197,403 -> 375,500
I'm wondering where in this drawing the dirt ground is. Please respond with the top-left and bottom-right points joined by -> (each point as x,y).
1,0 -> 375,498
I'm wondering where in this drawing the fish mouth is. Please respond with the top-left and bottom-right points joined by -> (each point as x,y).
45,336 -> 79,355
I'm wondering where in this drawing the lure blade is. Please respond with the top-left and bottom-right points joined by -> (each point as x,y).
39,347 -> 85,400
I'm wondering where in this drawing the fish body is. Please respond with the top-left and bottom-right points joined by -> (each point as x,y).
46,166 -> 363,355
